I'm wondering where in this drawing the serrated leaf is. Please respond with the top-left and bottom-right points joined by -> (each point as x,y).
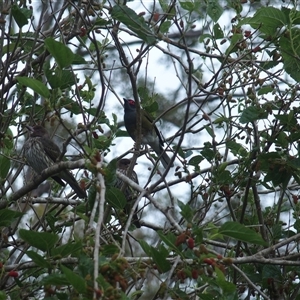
26,251 -> 51,268
16,77 -> 50,98
279,28 -> 300,82
42,273 -> 69,286
106,187 -> 126,210
219,221 -> 267,246
138,239 -> 152,256
226,140 -> 248,157
51,241 -> 82,258
246,7 -> 286,35
207,0 -> 223,22
61,265 -> 86,294
101,244 -> 120,256
157,230 -> 177,250
0,209 -> 23,227
240,106 -> 268,124
111,5 -> 156,45
150,247 -> 171,273
178,200 -> 193,222
19,229 -> 59,252
44,38 -> 74,69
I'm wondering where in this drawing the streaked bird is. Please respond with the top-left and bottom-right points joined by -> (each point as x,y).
115,158 -> 141,228
24,125 -> 86,198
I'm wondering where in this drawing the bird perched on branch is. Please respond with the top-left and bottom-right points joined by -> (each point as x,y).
123,98 -> 172,168
24,125 -> 86,198
115,158 -> 141,228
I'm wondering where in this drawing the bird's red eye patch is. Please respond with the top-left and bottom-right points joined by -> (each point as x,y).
128,100 -> 135,106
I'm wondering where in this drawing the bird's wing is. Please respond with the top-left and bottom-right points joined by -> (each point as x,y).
40,137 -> 62,162
144,111 -> 165,147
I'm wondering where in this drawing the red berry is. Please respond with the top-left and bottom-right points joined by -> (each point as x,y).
92,131 -> 99,139
203,258 -> 213,265
187,238 -> 195,249
80,27 -> 86,37
191,269 -> 198,279
8,270 -> 18,278
244,30 -> 252,38
253,46 -> 261,53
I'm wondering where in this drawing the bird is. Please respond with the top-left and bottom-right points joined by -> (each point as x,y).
123,98 -> 172,168
115,158 -> 141,228
23,125 -> 86,198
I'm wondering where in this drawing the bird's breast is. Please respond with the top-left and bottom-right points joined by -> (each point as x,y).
24,138 -> 54,174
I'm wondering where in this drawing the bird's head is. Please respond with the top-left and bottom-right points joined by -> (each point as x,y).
117,158 -> 131,170
26,125 -> 49,138
123,98 -> 136,111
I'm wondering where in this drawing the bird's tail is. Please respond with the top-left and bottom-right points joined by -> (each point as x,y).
152,143 -> 173,169
160,149 -> 173,169
60,170 -> 86,198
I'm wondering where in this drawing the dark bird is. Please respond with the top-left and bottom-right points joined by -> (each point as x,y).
115,158 -> 141,228
123,98 -> 172,168
24,125 -> 86,198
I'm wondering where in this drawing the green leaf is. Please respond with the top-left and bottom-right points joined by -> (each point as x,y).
106,187 -> 127,210
204,125 -> 215,138
262,265 -> 282,287
279,28 -> 300,82
240,106 -> 268,124
242,7 -> 286,36
61,265 -> 86,294
111,5 -> 156,45
219,221 -> 267,246
150,247 -> 171,273
19,229 -> 59,252
178,200 -> 193,222
207,0 -> 223,22
294,219 -> 300,233
179,1 -> 195,12
138,239 -> 152,256
72,53 -> 87,65
258,86 -> 274,95
160,21 -> 172,34
44,38 -> 74,69
159,0 -> 169,12
157,231 -> 177,251
213,23 -> 224,39
200,143 -> 215,162
215,267 -> 236,294
226,140 -> 248,157
0,209 -> 23,227
11,5 -> 31,28
188,155 -> 204,166
16,77 -> 50,98
42,273 -> 69,286
225,33 -> 243,55
26,251 -> 51,268
60,98 -> 82,114
0,155 -> 10,181
101,244 -> 120,256
51,241 -> 82,258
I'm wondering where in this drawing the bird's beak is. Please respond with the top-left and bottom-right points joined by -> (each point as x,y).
123,98 -> 128,103
25,125 -> 34,132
